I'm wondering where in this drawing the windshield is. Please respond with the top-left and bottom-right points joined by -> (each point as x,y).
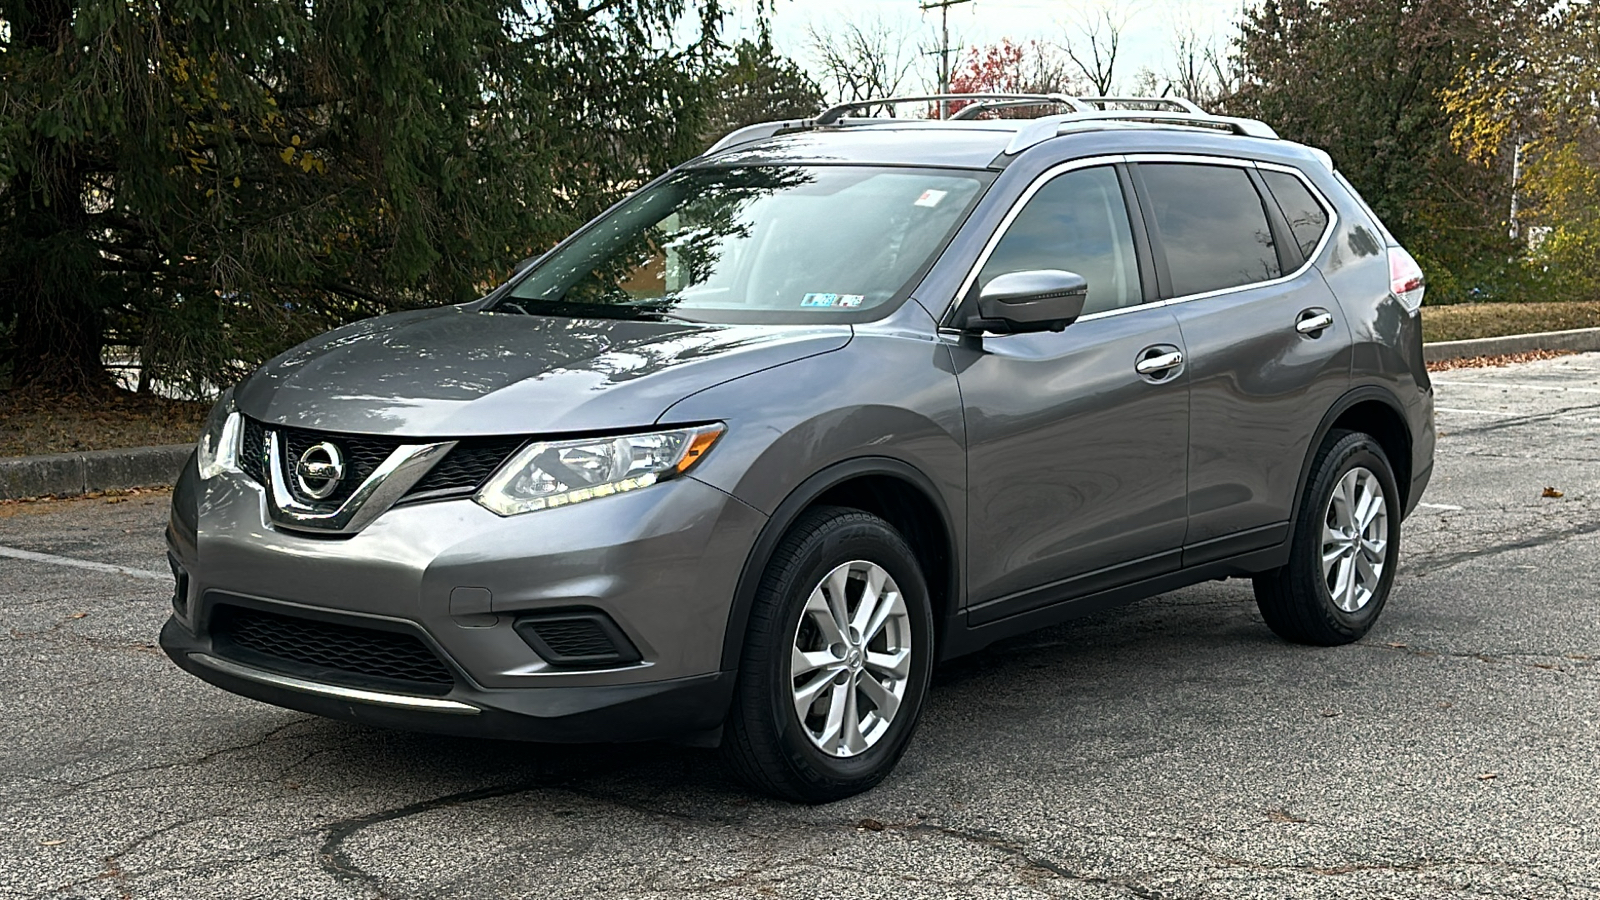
492,165 -> 992,323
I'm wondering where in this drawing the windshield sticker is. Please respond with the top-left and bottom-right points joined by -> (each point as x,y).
837,294 -> 865,308
914,189 -> 948,208
801,293 -> 838,307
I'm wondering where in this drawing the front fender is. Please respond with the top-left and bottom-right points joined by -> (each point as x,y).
657,329 -> 967,672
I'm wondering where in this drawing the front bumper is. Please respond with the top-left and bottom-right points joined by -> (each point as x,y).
164,457 -> 765,741
161,617 -> 734,741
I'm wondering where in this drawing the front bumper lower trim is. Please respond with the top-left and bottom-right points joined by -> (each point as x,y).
188,652 -> 481,715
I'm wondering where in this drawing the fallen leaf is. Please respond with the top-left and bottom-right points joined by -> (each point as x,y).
858,818 -> 886,832
1386,642 -> 1409,649
1267,808 -> 1307,824
67,612 -> 88,620
1319,709 -> 1340,718
1542,487 -> 1564,498
39,839 -> 67,846
1477,772 -> 1499,781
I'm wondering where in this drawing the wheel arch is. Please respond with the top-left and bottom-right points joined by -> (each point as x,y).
1294,386 -> 1415,517
719,457 -> 960,673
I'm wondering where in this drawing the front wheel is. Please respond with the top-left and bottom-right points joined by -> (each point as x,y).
721,506 -> 934,803
1254,430 -> 1401,646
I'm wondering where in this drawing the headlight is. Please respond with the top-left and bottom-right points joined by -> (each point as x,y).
196,389 -> 242,481
473,424 -> 724,516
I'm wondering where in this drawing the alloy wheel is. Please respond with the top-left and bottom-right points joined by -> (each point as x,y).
789,560 -> 912,757
1321,466 -> 1389,613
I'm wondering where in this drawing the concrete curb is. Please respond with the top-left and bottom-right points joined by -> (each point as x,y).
0,445 -> 192,502
1423,326 -> 1600,362
4,326 -> 1599,500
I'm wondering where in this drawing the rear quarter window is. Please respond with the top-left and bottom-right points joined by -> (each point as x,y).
1261,169 -> 1331,260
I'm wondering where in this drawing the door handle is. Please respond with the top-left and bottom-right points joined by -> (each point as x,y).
1135,350 -> 1184,376
1295,310 -> 1334,335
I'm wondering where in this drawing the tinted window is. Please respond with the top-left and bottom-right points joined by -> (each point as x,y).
1139,164 -> 1280,297
497,166 -> 990,324
1262,169 -> 1331,260
978,166 -> 1141,316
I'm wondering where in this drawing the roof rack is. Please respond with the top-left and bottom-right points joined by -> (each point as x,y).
1074,96 -> 1206,114
814,93 -> 1093,125
701,93 -> 1279,157
947,94 -> 1088,120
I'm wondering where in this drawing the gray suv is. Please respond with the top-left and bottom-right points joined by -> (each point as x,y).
162,94 -> 1435,802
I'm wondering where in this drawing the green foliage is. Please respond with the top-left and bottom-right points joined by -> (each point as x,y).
1223,0 -> 1539,303
1446,1 -> 1600,302
0,0 -> 737,393
703,29 -> 823,144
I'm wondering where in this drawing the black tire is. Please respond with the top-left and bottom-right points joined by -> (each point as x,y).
1253,429 -> 1402,646
721,506 -> 935,803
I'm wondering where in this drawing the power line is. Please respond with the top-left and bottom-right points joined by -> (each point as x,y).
920,0 -> 973,119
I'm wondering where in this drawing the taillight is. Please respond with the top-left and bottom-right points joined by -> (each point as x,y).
1389,246 -> 1425,312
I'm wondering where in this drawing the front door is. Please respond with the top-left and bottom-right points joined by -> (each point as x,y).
948,164 -> 1190,621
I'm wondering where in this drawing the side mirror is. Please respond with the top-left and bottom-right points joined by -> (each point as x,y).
964,270 -> 1088,334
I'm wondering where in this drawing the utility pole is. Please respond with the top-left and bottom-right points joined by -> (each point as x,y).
921,0 -> 973,119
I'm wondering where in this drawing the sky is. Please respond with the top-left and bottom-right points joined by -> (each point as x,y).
718,0 -> 1247,100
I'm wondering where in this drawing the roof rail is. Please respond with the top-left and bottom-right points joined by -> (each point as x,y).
1005,110 -> 1280,154
703,118 -> 815,156
699,93 -> 1280,159
947,94 -> 1088,120
815,93 -> 1092,125
1074,96 -> 1206,114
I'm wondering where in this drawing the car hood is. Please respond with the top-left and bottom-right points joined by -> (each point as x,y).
234,305 -> 852,436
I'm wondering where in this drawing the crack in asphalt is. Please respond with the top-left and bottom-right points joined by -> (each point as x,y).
1403,515 -> 1600,578
316,782 -> 549,894
1435,400 -> 1600,436
32,717 -> 316,799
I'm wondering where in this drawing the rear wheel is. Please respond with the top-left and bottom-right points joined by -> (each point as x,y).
721,506 -> 934,803
1254,430 -> 1400,645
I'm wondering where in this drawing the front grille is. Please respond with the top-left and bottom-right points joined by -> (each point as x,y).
238,417 -> 525,509
239,417 -> 268,485
212,604 -> 455,692
404,437 -> 524,499
278,426 -> 401,506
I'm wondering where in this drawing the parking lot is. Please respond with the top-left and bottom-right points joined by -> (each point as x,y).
2,352 -> 1597,900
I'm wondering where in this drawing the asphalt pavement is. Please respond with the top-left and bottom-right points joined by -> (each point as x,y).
2,353 -> 1597,899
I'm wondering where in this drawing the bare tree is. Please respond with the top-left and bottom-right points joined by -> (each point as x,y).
1063,8 -> 1131,95
808,19 -> 922,109
1162,17 -> 1235,108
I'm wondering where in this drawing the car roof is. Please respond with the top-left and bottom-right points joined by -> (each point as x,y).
691,118 -> 1332,176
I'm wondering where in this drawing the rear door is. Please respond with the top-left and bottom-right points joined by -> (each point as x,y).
1130,158 -> 1351,563
948,163 -> 1190,621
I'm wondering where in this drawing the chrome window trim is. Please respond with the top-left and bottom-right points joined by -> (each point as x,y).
1134,154 -> 1339,308
263,430 -> 456,534
189,653 -> 480,714
938,152 -> 1339,334
1253,159 -> 1339,268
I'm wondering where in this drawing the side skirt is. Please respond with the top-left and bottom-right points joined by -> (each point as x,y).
939,539 -> 1289,661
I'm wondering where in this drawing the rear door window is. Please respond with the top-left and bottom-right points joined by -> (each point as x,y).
1261,169 -> 1331,260
1138,163 -> 1280,297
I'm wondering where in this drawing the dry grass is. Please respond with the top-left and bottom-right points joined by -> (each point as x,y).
0,388 -> 207,457
1427,349 -> 1576,372
1422,301 -> 1600,343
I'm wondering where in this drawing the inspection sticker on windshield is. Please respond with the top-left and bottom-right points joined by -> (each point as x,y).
802,293 -> 865,308
914,189 -> 948,208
